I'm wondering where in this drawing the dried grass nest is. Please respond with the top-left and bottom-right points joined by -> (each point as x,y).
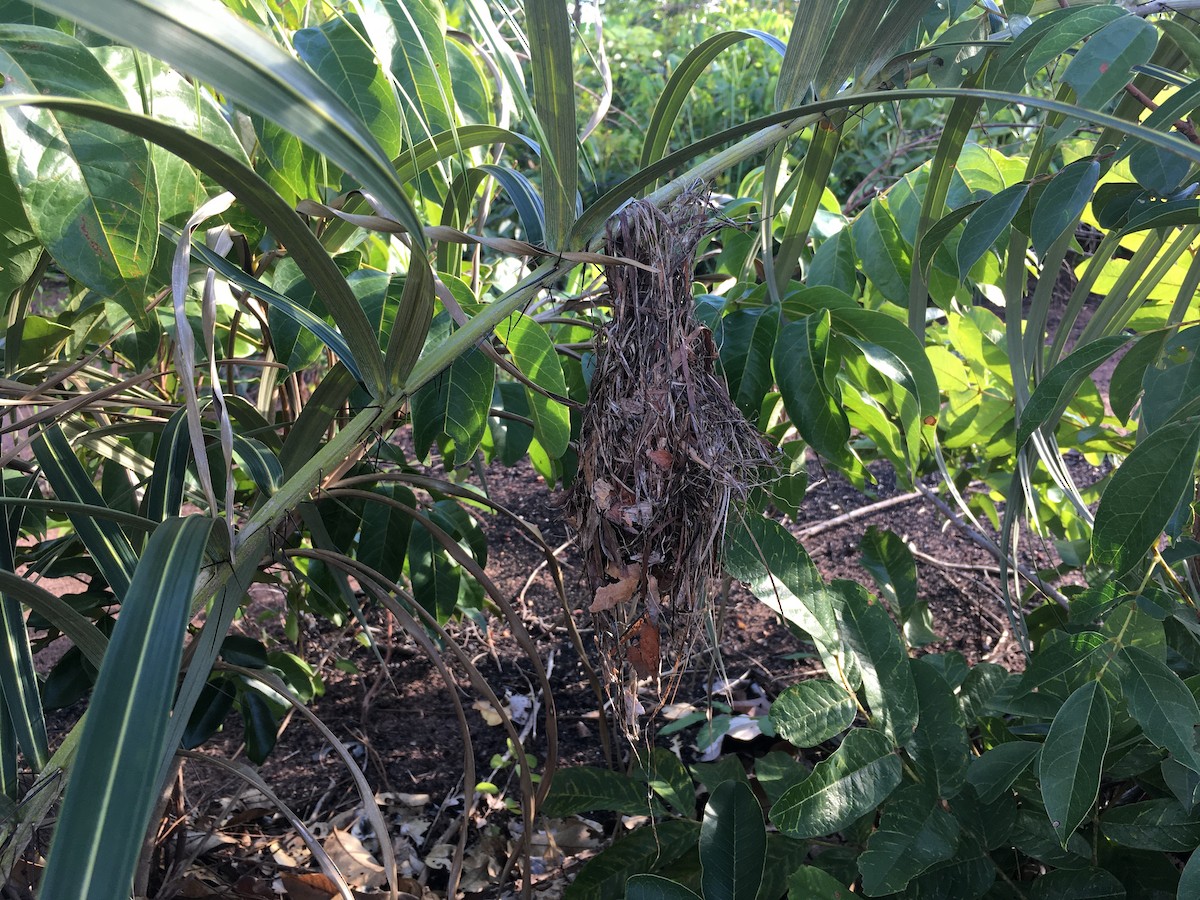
563,186 -> 774,733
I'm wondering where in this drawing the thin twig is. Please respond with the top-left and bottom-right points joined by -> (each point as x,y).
795,490 -> 923,539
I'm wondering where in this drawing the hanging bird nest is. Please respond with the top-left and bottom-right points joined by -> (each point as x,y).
564,185 -> 773,737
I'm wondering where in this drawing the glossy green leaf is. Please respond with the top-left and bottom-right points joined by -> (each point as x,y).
1180,843 -> 1200,897
495,312 -> 570,459
859,526 -> 916,616
0,25 -> 157,314
1027,867 -> 1125,900
410,346 -> 495,466
957,182 -> 1028,279
293,14 -> 402,159
1040,681 -> 1110,847
774,311 -> 851,467
808,228 -> 857,295
858,783 -> 959,897
829,307 -> 939,416
909,657 -> 969,799
773,115 -> 841,297
836,582 -> 918,744
701,779 -> 766,900
1031,159 -> 1099,256
1063,15 -> 1158,111
357,483 -> 416,584
563,820 -> 699,900
853,202 -> 911,306
542,765 -> 651,817
786,866 -> 850,899
1100,799 -> 1200,851
775,2 -> 839,109
1120,646 -> 1200,774
406,520 -> 460,623
1018,335 -> 1130,448
633,748 -> 694,818
723,514 -> 841,667
1140,326 -> 1200,435
966,741 -> 1040,804
39,516 -> 213,899
1092,419 -> 1200,576
715,307 -> 780,421
626,875 -> 702,900
770,728 -> 903,839
769,679 -> 856,748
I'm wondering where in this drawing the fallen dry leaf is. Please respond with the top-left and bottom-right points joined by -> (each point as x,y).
645,448 -> 673,469
280,872 -> 339,900
323,828 -> 385,889
588,569 -> 641,613
472,699 -> 504,726
625,618 -> 660,677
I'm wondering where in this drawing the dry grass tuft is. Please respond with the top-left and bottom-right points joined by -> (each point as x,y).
565,185 -> 773,737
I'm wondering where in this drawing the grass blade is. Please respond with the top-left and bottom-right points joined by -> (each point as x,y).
524,0 -> 576,249
39,515 -> 213,899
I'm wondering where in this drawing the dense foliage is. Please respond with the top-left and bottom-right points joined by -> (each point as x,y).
1,0 -> 1200,897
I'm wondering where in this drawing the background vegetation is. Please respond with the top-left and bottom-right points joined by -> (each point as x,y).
1,0 -> 1200,896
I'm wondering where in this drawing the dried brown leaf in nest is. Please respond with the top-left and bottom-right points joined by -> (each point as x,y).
564,184 -> 773,736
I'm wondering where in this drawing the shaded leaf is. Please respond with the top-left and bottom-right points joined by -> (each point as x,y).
858,783 -> 959,896
769,680 -> 856,749
1040,681 -> 1110,847
701,780 -> 766,900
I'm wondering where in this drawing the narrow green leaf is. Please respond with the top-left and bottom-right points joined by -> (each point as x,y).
1100,798 -> 1200,851
39,516 -> 213,899
1092,419 -> 1200,576
32,425 -> 138,598
1120,646 -> 1200,774
774,311 -> 851,467
859,783 -> 959,896
773,115 -> 841,296
1040,681 -> 1110,847
701,779 -> 766,900
525,0 -> 575,249
957,183 -> 1029,280
775,2 -> 839,108
626,875 -> 702,900
1018,335 -> 1130,448
770,728 -> 902,839
0,25 -> 157,313
836,582 -> 918,744
495,312 -> 570,459
769,680 -> 856,748
1031,159 -> 1100,256
966,742 -> 1040,804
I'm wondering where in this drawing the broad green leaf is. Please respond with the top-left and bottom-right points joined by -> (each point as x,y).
858,783 -> 959,896
1100,798 -> 1200,851
525,0 -> 575,249
723,514 -> 842,671
1092,419 -> 1200,576
836,582 -> 917,744
786,866 -> 850,900
0,145 -> 41,305
1120,646 -> 1200,774
495,312 -> 570,459
563,820 -> 699,900
1027,867 -> 1125,899
1180,843 -> 1200,897
909,657 -> 969,799
859,526 -> 916,616
715,307 -> 780,421
357,483 -> 416,584
957,182 -> 1028,280
853,201 -> 911,305
293,14 -> 402,159
39,516 -> 213,899
807,228 -> 856,295
754,752 -> 808,808
701,780 -> 766,900
632,748 -> 695,818
1031,159 -> 1099,256
770,728 -> 902,838
542,766 -> 651,817
406,520 -> 460,623
626,875 -> 702,900
966,741 -> 1040,804
1140,326 -> 1200,435
769,680 -> 856,748
1130,140 -> 1192,197
1063,15 -> 1158,111
1018,335 -> 1130,448
410,346 -> 495,466
828,307 -> 939,417
0,25 -> 157,313
774,311 -> 851,467
1040,681 -> 1110,847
